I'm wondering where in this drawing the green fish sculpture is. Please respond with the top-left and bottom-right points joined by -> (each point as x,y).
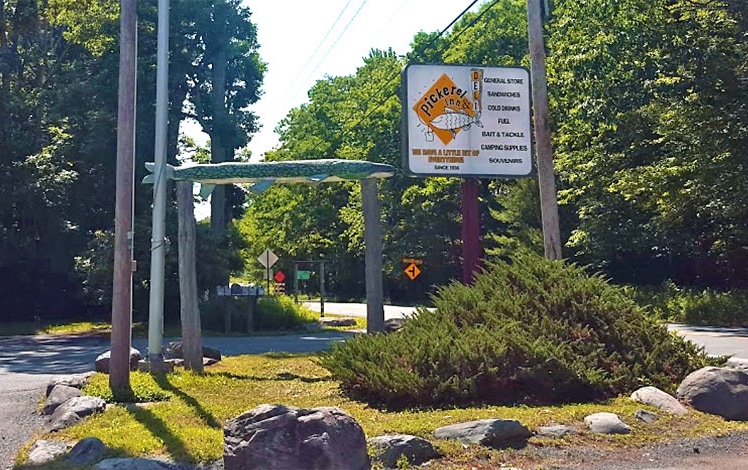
143,159 -> 396,196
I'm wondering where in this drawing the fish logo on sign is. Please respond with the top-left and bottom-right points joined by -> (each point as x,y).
413,72 -> 482,145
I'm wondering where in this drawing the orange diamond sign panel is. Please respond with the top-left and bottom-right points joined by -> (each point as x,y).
413,73 -> 480,146
404,263 -> 421,281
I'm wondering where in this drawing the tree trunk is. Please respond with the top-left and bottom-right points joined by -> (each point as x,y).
177,181 -> 204,372
209,32 -> 228,236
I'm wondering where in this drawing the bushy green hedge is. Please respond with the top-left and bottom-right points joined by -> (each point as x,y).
255,295 -> 318,330
319,251 -> 716,408
630,281 -> 748,326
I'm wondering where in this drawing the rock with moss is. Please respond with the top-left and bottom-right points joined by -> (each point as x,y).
367,434 -> 439,468
434,419 -> 532,448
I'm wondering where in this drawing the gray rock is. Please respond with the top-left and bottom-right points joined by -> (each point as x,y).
42,384 -> 84,415
95,348 -> 141,373
66,437 -> 109,466
384,318 -> 407,333
224,404 -> 370,470
630,386 -> 689,415
164,341 -> 221,362
677,366 -> 748,420
584,412 -> 631,434
319,318 -> 357,327
46,372 -> 95,397
433,419 -> 532,448
536,425 -> 577,438
93,457 -> 170,469
46,410 -> 82,432
368,434 -> 439,468
634,409 -> 659,424
47,395 -> 106,431
725,357 -> 748,371
51,395 -> 107,419
26,439 -> 70,465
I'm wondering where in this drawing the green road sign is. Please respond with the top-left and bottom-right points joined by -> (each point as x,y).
297,270 -> 311,280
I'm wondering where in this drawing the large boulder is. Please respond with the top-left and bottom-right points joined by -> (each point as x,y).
630,386 -> 688,415
42,384 -> 84,415
677,366 -> 748,420
367,434 -> 439,468
46,372 -> 95,397
433,419 -> 532,448
66,437 -> 108,466
223,404 -> 370,470
47,396 -> 106,432
95,348 -> 141,373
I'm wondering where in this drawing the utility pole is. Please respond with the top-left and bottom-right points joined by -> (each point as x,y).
527,0 -> 562,259
110,0 -> 137,392
147,0 -> 170,372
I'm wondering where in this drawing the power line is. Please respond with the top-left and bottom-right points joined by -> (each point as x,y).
335,0 -> 499,153
281,0 -> 370,111
282,0 -> 356,106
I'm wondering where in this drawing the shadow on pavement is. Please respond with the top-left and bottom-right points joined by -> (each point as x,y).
0,330 -> 357,375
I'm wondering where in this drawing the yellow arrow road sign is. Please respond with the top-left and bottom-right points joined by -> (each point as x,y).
404,263 -> 421,280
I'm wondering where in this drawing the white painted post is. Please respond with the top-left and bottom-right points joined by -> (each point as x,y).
147,0 -> 170,370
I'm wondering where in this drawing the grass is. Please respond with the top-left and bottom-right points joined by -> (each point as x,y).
0,321 -> 112,337
15,353 -> 748,469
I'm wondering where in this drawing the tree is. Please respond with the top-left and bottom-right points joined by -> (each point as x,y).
179,0 -> 265,235
547,0 -> 748,286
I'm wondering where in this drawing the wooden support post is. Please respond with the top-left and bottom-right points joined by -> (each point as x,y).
177,181 -> 203,372
461,178 -> 482,284
362,179 -> 384,333
110,0 -> 137,392
527,0 -> 562,259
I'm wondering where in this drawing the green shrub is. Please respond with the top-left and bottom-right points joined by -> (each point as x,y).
198,294 -> 317,333
319,251 -> 717,409
255,295 -> 318,330
630,282 -> 748,326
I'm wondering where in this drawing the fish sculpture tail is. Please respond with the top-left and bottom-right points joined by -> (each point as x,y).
142,162 -> 176,184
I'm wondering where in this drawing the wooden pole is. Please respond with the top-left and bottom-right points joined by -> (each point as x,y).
361,179 -> 384,333
177,181 -> 203,372
461,178 -> 482,284
527,0 -> 562,259
110,0 -> 137,391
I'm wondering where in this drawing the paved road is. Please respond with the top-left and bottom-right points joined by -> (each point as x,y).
305,302 -> 748,359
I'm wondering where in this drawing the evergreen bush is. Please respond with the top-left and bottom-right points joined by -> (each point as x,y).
319,251 -> 717,408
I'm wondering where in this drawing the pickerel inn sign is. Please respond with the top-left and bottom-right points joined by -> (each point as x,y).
402,64 -> 532,178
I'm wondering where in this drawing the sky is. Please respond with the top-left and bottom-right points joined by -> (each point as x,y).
181,0 -> 485,161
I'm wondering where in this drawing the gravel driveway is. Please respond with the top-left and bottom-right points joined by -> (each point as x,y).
0,373 -> 61,469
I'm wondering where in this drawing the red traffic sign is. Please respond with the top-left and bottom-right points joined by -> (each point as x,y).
274,270 -> 286,283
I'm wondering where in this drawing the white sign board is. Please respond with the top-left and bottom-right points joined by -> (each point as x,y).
257,249 -> 278,268
402,64 -> 532,177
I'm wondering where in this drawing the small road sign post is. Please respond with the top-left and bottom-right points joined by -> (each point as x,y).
258,249 -> 279,293
404,263 -> 422,281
